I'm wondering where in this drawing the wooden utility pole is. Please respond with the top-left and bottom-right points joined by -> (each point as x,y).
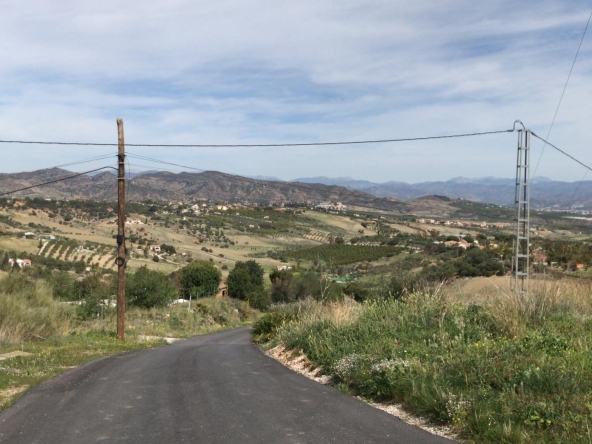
116,118 -> 126,341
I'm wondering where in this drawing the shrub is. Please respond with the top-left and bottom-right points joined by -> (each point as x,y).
179,260 -> 221,297
227,260 -> 265,300
126,266 -> 177,308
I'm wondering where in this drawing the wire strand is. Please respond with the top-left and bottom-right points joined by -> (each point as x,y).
0,166 -> 117,197
53,154 -> 116,169
0,128 -> 514,148
531,132 -> 592,173
127,154 -> 204,172
532,9 -> 592,178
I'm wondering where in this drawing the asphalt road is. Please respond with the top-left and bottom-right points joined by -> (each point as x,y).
0,327 -> 455,443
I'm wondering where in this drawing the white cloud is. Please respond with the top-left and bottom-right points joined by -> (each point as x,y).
0,0 -> 591,183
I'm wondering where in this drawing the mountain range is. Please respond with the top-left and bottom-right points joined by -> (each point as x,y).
1,168 -> 590,211
291,176 -> 590,209
0,169 -> 407,212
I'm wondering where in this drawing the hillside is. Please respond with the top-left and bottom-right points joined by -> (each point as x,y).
3,168 -> 592,211
0,169 -> 409,212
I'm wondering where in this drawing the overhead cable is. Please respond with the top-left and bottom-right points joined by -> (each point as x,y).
0,166 -> 117,197
531,132 -> 592,173
0,128 -> 514,148
53,154 -> 115,169
127,154 -> 204,172
532,9 -> 592,178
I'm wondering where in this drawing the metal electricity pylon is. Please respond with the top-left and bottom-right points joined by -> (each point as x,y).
512,122 -> 530,294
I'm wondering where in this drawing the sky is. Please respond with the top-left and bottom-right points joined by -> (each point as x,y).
1,0 -> 592,183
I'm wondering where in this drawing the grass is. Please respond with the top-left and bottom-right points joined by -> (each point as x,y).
254,279 -> 592,443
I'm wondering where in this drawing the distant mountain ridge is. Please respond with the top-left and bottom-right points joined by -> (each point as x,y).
0,168 -> 589,210
292,176 -> 587,209
0,168 -> 409,212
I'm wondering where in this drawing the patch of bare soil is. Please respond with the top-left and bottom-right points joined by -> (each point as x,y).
265,344 -> 458,442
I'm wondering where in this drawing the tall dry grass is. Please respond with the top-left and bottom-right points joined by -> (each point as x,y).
295,297 -> 362,328
0,274 -> 74,344
444,276 -> 592,336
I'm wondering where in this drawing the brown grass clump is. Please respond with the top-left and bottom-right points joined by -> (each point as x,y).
295,297 -> 362,329
445,276 -> 592,336
0,274 -> 74,344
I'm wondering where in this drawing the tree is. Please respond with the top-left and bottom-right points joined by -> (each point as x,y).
49,271 -> 76,300
269,269 -> 295,303
74,272 -> 113,319
126,266 -> 177,308
227,260 -> 264,299
227,260 -> 269,308
160,244 -> 176,255
227,267 -> 253,300
179,260 -> 221,298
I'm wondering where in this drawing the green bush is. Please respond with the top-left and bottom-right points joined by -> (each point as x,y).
227,260 -> 264,300
179,260 -> 221,297
126,266 -> 178,308
252,303 -> 301,342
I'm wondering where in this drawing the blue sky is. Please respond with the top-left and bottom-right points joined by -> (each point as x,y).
1,0 -> 591,183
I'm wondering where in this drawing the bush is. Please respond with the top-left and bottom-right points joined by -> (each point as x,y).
74,273 -> 114,320
269,269 -> 296,303
179,260 -> 221,297
343,282 -> 370,302
252,303 -> 301,342
246,289 -> 271,311
227,260 -> 265,300
48,271 -> 77,301
126,266 -> 177,308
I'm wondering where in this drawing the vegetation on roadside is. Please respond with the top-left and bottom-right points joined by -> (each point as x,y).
0,272 -> 259,412
254,280 -> 592,443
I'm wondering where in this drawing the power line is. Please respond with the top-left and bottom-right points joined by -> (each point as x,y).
532,9 -> 592,178
53,154 -> 116,169
127,163 -> 191,174
0,128 -> 514,148
0,166 -> 117,197
567,170 -> 589,208
531,132 -> 592,173
127,154 -> 204,172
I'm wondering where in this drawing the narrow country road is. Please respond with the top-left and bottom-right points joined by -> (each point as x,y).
0,327 -> 455,443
